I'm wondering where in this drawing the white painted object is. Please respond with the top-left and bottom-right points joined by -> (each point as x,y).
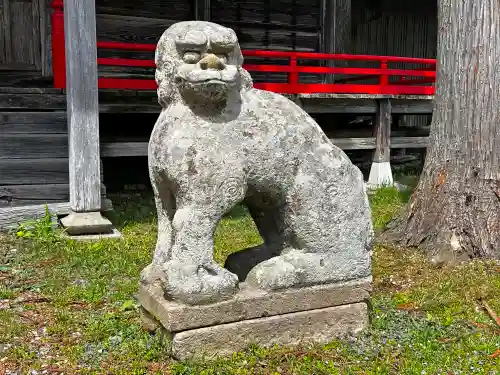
367,161 -> 394,188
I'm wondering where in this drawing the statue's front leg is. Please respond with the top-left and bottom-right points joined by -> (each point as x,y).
160,176 -> 247,305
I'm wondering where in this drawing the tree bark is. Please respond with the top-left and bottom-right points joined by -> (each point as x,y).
382,0 -> 500,261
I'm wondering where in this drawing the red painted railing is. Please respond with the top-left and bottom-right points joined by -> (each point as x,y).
51,1 -> 436,95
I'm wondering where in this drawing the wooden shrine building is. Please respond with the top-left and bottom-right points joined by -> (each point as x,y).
0,0 -> 437,234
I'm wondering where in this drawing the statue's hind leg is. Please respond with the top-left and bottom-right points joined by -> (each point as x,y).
224,194 -> 288,281
246,164 -> 373,291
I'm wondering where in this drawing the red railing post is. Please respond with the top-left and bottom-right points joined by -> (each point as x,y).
379,59 -> 389,86
288,56 -> 299,93
51,0 -> 66,88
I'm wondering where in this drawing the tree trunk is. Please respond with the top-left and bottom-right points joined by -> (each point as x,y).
382,0 -> 500,261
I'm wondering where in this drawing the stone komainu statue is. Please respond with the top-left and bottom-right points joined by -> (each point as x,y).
141,21 -> 374,305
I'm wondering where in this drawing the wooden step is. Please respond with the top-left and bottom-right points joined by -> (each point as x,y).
0,88 -> 66,110
0,134 -> 68,159
0,111 -> 67,133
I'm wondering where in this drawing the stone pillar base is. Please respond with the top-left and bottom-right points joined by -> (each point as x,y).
60,211 -> 114,236
138,278 -> 371,361
367,161 -> 394,189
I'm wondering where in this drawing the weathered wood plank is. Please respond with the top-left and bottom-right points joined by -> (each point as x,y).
373,98 -> 392,162
0,134 -> 68,159
331,137 -> 375,150
0,112 -> 67,133
391,100 -> 433,114
391,136 -> 429,149
0,199 -> 113,229
0,158 -> 68,185
64,0 -> 102,212
99,135 -> 430,158
99,103 -> 161,113
0,87 -> 63,94
0,183 -> 106,208
101,142 -> 148,157
302,98 -> 378,113
0,93 -> 66,109
96,0 -> 193,20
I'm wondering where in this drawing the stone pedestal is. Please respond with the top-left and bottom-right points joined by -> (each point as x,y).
138,277 -> 371,361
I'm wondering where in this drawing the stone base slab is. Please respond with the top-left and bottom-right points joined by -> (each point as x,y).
60,211 -> 113,235
170,302 -> 368,361
138,277 -> 371,332
60,227 -> 123,241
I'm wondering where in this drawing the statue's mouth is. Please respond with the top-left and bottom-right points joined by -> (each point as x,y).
189,78 -> 228,85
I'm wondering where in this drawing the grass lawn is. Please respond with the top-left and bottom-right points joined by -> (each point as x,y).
0,186 -> 499,374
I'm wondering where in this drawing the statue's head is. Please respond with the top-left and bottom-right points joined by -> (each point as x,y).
155,21 -> 253,107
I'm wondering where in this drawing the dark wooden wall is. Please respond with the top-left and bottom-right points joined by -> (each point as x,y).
352,0 -> 437,58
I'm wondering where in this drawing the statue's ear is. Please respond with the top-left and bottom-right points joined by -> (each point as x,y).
239,68 -> 253,90
229,42 -> 244,67
155,33 -> 179,107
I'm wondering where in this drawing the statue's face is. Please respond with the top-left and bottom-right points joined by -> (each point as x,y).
173,28 -> 240,102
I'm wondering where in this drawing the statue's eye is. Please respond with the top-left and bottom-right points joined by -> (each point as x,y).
183,51 -> 200,64
215,54 -> 228,64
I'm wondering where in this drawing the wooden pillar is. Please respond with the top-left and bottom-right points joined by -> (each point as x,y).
368,99 -> 394,188
195,0 -> 211,21
322,0 -> 352,83
59,0 -> 113,235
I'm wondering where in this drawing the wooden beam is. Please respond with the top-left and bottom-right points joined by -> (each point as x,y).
391,136 -> 429,149
391,100 -> 433,114
63,0 -> 101,212
373,99 -> 391,163
368,98 -> 393,187
0,159 -> 69,185
99,136 -> 430,158
0,134 -> 68,159
302,98 -> 378,113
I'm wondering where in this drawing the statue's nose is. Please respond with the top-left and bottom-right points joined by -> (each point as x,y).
199,54 -> 225,70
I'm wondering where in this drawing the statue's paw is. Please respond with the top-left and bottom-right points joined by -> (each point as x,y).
139,263 -> 166,287
246,251 -> 371,291
161,260 -> 239,305
245,256 -> 300,291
